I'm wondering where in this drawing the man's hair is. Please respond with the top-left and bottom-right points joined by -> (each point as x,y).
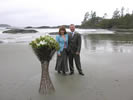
70,24 -> 75,27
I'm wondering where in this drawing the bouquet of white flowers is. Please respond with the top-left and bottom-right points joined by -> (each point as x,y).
29,35 -> 59,94
30,35 -> 59,62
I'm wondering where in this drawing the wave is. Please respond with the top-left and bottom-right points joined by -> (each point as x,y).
0,28 -> 114,44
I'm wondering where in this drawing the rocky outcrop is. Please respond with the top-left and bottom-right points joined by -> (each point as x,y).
48,32 -> 71,35
25,26 -> 33,29
114,29 -> 133,32
3,29 -> 38,34
0,41 -> 3,43
48,32 -> 58,35
0,24 -> 11,28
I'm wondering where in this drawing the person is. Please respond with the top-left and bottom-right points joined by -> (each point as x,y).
68,24 -> 84,76
55,26 -> 69,75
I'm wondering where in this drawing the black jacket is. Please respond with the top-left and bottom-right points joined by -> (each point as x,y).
68,32 -> 81,53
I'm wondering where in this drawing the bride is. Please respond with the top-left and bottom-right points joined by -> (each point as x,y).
55,26 -> 69,75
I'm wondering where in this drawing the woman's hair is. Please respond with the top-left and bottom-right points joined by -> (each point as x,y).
58,26 -> 67,35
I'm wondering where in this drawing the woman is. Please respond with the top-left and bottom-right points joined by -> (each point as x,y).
55,26 -> 68,75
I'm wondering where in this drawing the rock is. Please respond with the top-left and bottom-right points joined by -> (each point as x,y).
3,29 -> 38,34
37,26 -> 51,29
114,29 -> 133,32
48,32 -> 71,35
48,32 -> 58,35
25,26 -> 33,29
0,24 -> 11,28
0,41 -> 3,43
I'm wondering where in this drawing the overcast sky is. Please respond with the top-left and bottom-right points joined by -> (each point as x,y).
0,0 -> 133,27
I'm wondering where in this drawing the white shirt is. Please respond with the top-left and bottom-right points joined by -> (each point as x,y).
71,31 -> 75,37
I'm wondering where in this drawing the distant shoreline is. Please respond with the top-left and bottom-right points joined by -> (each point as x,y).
1,24 -> 133,30
1,24 -> 133,34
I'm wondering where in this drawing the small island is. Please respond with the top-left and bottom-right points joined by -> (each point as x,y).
0,24 -> 11,28
3,29 -> 38,34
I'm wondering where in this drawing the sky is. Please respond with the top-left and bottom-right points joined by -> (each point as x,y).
0,0 -> 133,27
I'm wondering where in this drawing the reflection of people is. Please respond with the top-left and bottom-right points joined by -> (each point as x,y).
55,26 -> 68,75
68,24 -> 84,76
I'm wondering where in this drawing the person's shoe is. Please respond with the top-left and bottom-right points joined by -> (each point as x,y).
79,72 -> 84,76
58,71 -> 61,74
69,72 -> 74,75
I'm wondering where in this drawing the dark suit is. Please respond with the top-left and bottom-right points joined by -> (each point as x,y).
68,32 -> 82,73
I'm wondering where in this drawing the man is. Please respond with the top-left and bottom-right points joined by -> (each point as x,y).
68,24 -> 84,76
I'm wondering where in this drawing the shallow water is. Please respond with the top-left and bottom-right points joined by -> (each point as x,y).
82,34 -> 133,53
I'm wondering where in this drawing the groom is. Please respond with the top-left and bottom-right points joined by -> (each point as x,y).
68,24 -> 84,76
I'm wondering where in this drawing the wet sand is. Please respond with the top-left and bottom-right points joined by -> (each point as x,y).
0,44 -> 133,100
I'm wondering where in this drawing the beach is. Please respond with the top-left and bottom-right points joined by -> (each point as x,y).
0,43 -> 133,100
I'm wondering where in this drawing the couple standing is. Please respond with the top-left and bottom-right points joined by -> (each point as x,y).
55,24 -> 84,76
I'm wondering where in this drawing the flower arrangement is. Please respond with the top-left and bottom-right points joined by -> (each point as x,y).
30,35 -> 59,50
29,35 -> 59,62
29,35 -> 59,94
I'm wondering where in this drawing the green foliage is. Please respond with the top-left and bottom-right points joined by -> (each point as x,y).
29,35 -> 60,50
81,7 -> 133,29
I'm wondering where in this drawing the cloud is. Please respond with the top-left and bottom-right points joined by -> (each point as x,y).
0,0 -> 133,26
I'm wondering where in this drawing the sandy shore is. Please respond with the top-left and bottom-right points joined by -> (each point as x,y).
0,44 -> 133,100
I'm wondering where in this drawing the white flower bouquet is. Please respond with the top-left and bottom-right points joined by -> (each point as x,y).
30,35 -> 59,62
